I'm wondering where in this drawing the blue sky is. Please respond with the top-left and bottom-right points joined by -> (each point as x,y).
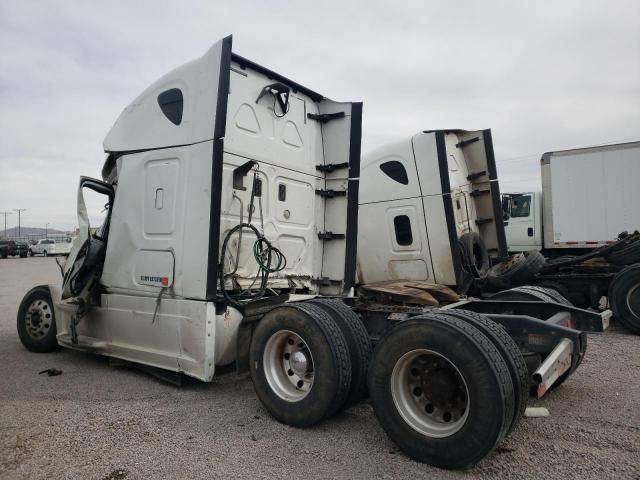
1,0 -> 639,231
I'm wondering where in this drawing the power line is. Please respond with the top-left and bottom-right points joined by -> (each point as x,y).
13,209 -> 26,237
0,212 -> 12,238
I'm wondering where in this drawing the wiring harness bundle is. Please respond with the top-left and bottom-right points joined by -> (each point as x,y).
218,169 -> 287,307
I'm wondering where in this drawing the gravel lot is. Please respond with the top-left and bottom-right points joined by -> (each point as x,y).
0,257 -> 639,479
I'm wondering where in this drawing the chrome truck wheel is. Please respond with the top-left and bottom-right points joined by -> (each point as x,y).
250,303 -> 352,428
263,330 -> 314,401
368,314 -> 514,470
17,285 -> 59,353
391,350 -> 469,438
25,298 -> 53,340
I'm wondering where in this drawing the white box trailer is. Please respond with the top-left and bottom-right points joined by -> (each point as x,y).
15,40 -> 610,469
501,142 -> 640,330
504,141 -> 640,252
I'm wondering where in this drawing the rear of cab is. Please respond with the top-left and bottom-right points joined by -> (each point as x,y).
50,36 -> 361,382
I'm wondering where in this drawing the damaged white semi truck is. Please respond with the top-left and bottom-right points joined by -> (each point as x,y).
17,37 -> 608,470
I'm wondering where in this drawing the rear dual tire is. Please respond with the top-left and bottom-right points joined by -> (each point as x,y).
436,309 -> 528,434
249,303 -> 352,428
368,314 -> 515,469
307,298 -> 372,407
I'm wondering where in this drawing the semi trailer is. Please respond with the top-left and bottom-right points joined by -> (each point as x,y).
503,141 -> 640,253
16,38 -> 608,470
501,142 -> 640,332
357,131 -> 640,334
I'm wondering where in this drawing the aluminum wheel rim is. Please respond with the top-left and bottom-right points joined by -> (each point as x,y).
25,299 -> 53,340
626,283 -> 640,319
391,349 -> 469,438
263,330 -> 314,402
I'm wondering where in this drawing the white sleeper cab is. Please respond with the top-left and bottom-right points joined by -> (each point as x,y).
17,38 -> 611,470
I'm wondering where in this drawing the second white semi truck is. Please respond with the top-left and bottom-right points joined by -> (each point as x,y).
358,133 -> 640,334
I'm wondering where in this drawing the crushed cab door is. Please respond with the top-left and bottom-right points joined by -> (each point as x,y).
62,176 -> 114,301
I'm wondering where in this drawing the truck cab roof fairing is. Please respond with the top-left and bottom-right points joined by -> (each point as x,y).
103,36 -> 231,153
103,36 -> 328,155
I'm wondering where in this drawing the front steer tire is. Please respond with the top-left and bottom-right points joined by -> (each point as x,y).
17,285 -> 59,353
368,314 -> 514,469
250,303 -> 352,428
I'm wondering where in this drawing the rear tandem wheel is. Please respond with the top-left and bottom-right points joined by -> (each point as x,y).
249,303 -> 352,428
368,313 -> 515,469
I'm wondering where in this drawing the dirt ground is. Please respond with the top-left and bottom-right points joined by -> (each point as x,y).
0,257 -> 638,480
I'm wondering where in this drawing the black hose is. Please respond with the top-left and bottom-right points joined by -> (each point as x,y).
218,224 -> 286,307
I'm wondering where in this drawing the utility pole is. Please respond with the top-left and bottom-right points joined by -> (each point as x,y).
13,209 -> 26,238
45,222 -> 49,238
0,211 -> 11,239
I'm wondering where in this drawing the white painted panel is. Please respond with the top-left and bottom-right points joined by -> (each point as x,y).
134,250 -> 174,288
101,141 -> 212,299
358,199 -> 432,284
218,153 -> 321,291
104,39 -> 225,152
422,195 -> 456,285
144,159 -> 179,235
360,138 -> 421,204
224,63 -> 323,178
549,145 -> 640,243
411,132 -> 443,196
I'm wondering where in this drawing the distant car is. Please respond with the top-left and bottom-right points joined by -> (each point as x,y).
29,239 -> 72,257
0,240 -> 29,258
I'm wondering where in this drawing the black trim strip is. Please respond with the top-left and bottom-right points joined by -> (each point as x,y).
343,102 -> 362,290
206,35 -> 233,300
483,129 -> 508,258
231,54 -> 324,103
435,131 -> 463,285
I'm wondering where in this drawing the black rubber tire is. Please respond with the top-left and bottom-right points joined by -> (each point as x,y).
29,250 -> 34,257
307,298 -> 372,408
368,313 -> 513,469
20,253 -> 27,258
608,264 -> 640,334
17,285 -> 59,353
249,303 -> 352,427
486,250 -> 545,289
458,232 -> 490,279
535,281 -> 573,305
607,238 -> 640,266
489,285 -> 556,303
43,250 -> 48,257
437,309 -> 528,434
517,285 -> 572,306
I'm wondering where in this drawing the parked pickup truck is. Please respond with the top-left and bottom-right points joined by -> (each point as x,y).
29,239 -> 72,256
0,240 -> 28,258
